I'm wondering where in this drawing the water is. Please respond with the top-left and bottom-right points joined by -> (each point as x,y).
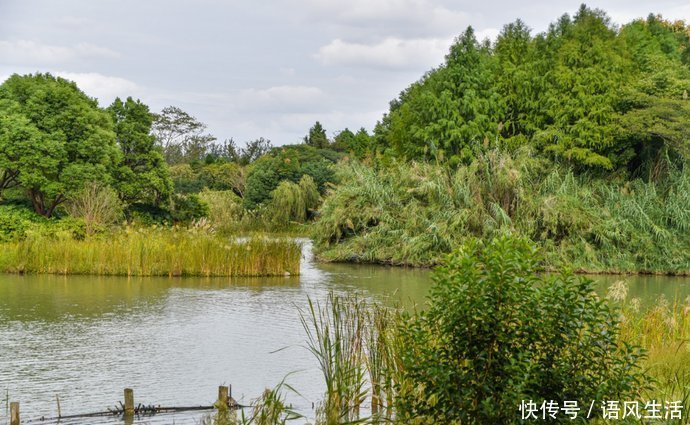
0,241 -> 687,424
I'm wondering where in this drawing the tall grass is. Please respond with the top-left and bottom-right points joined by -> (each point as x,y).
0,226 -> 301,277
610,281 -> 690,423
313,151 -> 690,273
299,293 -> 401,424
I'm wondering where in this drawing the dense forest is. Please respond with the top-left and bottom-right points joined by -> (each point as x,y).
0,5 -> 688,273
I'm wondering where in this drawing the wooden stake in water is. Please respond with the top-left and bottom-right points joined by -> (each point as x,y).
56,394 -> 62,418
124,388 -> 134,414
10,401 -> 19,425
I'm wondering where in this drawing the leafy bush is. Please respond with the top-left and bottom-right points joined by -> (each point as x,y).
244,145 -> 338,209
396,236 -> 647,424
171,193 -> 209,223
0,204 -> 87,241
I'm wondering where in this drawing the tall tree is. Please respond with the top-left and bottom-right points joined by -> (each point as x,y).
0,73 -> 119,216
303,121 -> 330,149
108,97 -> 173,206
152,106 -> 216,164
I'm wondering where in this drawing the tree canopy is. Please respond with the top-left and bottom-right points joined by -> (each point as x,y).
108,97 -> 173,206
373,6 -> 690,175
0,73 -> 120,216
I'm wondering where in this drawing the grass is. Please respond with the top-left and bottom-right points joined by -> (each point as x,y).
609,281 -> 690,423
312,150 -> 690,274
0,226 -> 301,277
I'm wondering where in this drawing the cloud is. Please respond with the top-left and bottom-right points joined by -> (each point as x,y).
53,72 -> 139,104
315,37 -> 452,70
0,40 -> 120,65
236,85 -> 326,113
298,0 -> 470,38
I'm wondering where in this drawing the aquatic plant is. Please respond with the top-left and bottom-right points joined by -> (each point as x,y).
313,151 -> 690,274
0,226 -> 301,277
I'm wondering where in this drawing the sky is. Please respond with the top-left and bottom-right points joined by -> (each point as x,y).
1,0 -> 689,146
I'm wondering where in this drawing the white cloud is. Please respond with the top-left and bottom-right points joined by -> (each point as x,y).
0,40 -> 120,65
236,85 -> 326,113
299,0 -> 470,38
53,72 -> 139,104
316,37 -> 452,70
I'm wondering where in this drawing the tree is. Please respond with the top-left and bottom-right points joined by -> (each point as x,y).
0,73 -> 120,217
303,121 -> 330,149
208,137 -> 273,165
152,106 -> 216,164
108,97 -> 173,206
376,27 -> 503,165
243,145 -> 337,209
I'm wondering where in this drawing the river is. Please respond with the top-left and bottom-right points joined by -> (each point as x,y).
1,241 -> 689,424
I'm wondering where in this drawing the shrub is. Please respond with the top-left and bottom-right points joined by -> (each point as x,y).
396,236 -> 647,424
63,182 -> 123,235
170,193 -> 209,223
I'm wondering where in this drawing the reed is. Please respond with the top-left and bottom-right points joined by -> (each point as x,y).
0,226 -> 301,277
313,151 -> 690,274
299,292 -> 402,424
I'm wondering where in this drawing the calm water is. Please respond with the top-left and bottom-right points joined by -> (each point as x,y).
0,241 -> 688,424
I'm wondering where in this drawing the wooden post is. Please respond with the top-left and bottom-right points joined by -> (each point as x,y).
10,402 -> 19,425
56,394 -> 62,418
228,384 -> 232,400
124,388 -> 134,414
217,386 -> 229,410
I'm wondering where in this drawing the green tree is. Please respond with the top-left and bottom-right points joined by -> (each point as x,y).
152,105 -> 216,164
243,145 -> 337,209
0,73 -> 119,216
376,27 -> 502,165
108,97 -> 173,206
303,121 -> 330,149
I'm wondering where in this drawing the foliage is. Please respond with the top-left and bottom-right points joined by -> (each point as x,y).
0,73 -> 120,216
374,7 -> 690,173
152,105 -> 216,164
243,145 -> 338,209
107,97 -> 173,206
267,175 -> 320,228
170,193 -> 209,223
0,204 -> 86,242
303,121 -> 330,149
207,137 -> 273,166
313,152 -> 690,273
332,128 -> 372,159
0,227 -> 301,277
198,189 -> 245,234
63,182 -> 123,235
395,236 -> 647,424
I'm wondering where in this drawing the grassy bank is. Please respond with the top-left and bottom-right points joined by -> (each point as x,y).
0,227 -> 301,277
313,151 -> 690,274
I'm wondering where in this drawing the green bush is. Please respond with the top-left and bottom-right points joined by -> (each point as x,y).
243,145 -> 338,209
0,204 -> 87,241
171,193 -> 209,223
396,236 -> 646,424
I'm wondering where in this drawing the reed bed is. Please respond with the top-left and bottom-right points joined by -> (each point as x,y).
313,151 -> 690,274
0,227 -> 301,277
609,281 -> 690,418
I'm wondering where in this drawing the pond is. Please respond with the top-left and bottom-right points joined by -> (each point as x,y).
0,241 -> 688,424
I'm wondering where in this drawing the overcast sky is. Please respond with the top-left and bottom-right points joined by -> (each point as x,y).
1,0 -> 688,145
